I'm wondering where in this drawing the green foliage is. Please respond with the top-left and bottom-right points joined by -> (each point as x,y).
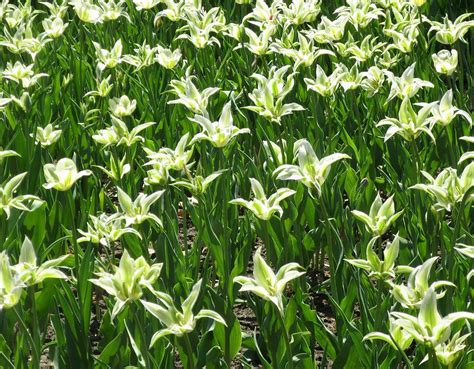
0,0 -> 473,368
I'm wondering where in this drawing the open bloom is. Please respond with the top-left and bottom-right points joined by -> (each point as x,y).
234,247 -> 305,313
189,101 -> 250,148
274,139 -> 349,197
176,7 -> 225,49
173,171 -> 224,197
385,63 -> 433,102
117,187 -> 165,227
109,95 -> 137,117
459,135 -> 474,164
2,61 -> 48,88
93,117 -> 155,147
70,0 -> 102,24
306,16 -> 347,43
32,124 -> 62,147
351,193 -> 403,236
142,279 -> 226,347
390,288 -> 474,347
42,16 -> 68,38
155,45 -> 182,69
389,257 -> 454,309
273,33 -> 334,69
429,89 -> 472,127
377,97 -> 436,142
434,331 -> 471,366
90,250 -> 163,318
133,0 -> 161,11
93,39 -> 122,71
280,0 -> 321,25
43,158 -> 92,191
304,65 -> 341,97
346,235 -> 401,280
13,237 -> 69,286
410,163 -> 474,211
246,65 -> 304,124
425,13 -> 474,45
229,178 -> 295,220
168,74 -> 219,115
144,133 -> 193,172
1,172 -> 43,219
78,213 -> 141,246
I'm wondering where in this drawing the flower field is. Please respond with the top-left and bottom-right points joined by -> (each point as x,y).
0,0 -> 473,368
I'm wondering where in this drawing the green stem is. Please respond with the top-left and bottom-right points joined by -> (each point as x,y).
132,303 -> 150,368
260,220 -> 276,266
278,309 -> 294,369
14,306 -> 39,369
390,335 -> 413,369
429,346 -> 441,369
409,140 -> 422,184
66,191 -> 80,274
374,278 -> 384,331
30,287 -> 41,369
66,191 -> 85,315
183,334 -> 195,369
319,198 -> 340,302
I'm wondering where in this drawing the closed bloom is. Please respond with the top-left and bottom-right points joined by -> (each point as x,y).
43,158 -> 92,191
364,317 -> 414,352
432,49 -> 458,76
71,0 -> 102,24
0,252 -> 24,310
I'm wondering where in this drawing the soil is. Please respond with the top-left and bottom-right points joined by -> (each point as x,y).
39,201 -> 338,368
